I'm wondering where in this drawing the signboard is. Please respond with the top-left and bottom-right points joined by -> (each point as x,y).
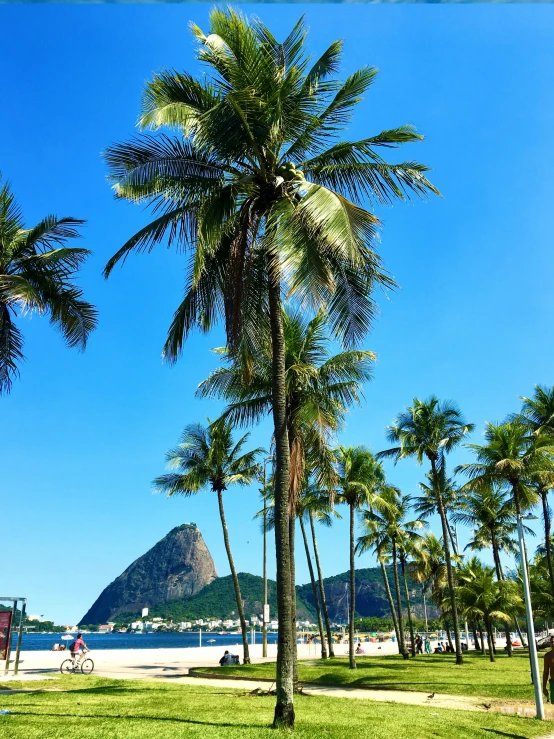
142,608 -> 149,618
263,604 -> 270,624
0,611 -> 13,661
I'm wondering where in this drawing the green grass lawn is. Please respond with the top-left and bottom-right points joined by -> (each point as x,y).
0,676 -> 551,739
195,651 -> 540,701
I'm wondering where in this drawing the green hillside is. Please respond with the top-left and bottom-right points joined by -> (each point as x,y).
122,573 -> 315,623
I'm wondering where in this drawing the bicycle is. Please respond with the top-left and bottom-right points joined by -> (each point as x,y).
60,650 -> 94,675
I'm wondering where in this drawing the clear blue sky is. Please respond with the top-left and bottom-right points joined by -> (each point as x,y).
2,4 -> 554,625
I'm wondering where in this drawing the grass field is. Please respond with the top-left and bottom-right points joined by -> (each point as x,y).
195,651 -> 541,700
0,676 -> 552,739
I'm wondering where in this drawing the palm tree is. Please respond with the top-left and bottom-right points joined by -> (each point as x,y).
0,176 -> 97,393
359,491 -> 425,658
414,468 -> 460,555
200,306 -> 372,675
454,487 -> 519,582
520,386 -> 554,601
379,397 -> 474,664
308,507 -> 336,658
153,419 -> 263,664
456,560 -> 523,663
457,419 -> 551,520
356,518 -> 402,656
257,480 -> 340,660
103,11 -> 438,725
335,446 -> 387,668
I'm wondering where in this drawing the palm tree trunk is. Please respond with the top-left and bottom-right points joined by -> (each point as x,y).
430,457 -> 463,665
540,487 -> 554,602
309,512 -> 334,658
444,619 -> 454,652
391,539 -> 408,659
290,514 -> 299,692
349,503 -> 356,670
300,516 -> 327,659
472,620 -> 481,651
401,559 -> 416,657
268,276 -> 295,728
379,556 -> 402,656
216,489 -> 250,664
485,618 -> 495,662
479,622 -> 486,655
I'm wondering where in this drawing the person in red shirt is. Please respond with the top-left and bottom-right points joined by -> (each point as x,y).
71,633 -> 88,663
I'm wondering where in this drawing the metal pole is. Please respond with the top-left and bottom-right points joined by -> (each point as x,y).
4,599 -> 17,675
518,515 -> 545,720
199,627 -> 202,648
14,599 -> 26,676
263,457 -> 269,658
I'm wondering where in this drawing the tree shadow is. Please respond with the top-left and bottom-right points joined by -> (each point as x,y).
13,710 -> 263,729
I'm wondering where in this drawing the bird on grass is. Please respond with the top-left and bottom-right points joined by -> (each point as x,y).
427,692 -> 435,700
483,703 -> 492,710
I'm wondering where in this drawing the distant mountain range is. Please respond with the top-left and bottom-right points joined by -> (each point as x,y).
79,524 -> 437,625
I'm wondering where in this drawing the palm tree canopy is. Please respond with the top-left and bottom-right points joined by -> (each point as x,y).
378,396 -> 474,466
153,418 -> 264,495
198,306 -> 375,493
456,560 -> 522,623
103,9 -> 439,357
520,385 -> 554,437
407,532 -> 448,597
0,176 -> 97,394
456,419 -> 554,500
334,445 -> 387,509
357,489 -> 426,560
413,467 -> 460,520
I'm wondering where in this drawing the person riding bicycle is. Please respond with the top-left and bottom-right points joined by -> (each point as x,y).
70,633 -> 88,663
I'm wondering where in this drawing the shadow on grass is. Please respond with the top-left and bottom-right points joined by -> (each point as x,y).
13,710 -> 264,729
481,730 -> 530,739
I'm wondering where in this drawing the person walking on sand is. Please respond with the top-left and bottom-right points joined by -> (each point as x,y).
542,635 -> 554,702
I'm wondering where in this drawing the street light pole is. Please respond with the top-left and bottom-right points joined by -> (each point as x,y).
518,514 -> 545,720
262,455 -> 274,659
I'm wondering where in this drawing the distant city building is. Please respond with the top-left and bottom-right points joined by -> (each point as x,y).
98,624 -> 114,633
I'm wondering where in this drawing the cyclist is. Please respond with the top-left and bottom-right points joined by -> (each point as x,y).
70,633 -> 89,664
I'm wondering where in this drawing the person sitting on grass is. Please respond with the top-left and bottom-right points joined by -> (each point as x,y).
542,635 -> 554,703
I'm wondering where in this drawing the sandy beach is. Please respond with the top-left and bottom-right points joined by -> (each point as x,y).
5,639 -> 410,680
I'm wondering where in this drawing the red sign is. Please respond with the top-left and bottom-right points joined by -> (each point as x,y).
0,611 -> 13,660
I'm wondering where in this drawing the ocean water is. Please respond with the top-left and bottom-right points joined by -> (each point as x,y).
12,630 -> 279,652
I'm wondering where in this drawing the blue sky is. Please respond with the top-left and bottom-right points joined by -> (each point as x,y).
2,4 -> 554,625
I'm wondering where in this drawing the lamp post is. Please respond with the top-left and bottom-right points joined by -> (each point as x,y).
517,513 -> 544,721
262,455 -> 274,658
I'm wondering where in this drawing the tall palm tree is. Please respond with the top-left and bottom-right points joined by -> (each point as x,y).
520,386 -> 554,601
153,419 -> 263,664
378,397 -> 474,664
103,11 -> 438,725
0,176 -> 97,394
335,446 -> 387,668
